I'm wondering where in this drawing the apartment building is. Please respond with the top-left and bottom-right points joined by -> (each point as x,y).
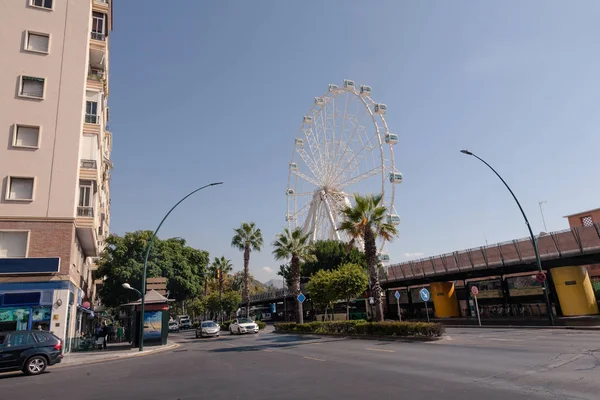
0,0 -> 113,351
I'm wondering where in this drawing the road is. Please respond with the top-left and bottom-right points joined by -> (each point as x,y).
0,327 -> 598,399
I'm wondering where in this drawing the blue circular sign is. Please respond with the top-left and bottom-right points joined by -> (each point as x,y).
419,288 -> 430,302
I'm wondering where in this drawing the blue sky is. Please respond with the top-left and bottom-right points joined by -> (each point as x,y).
109,1 -> 600,282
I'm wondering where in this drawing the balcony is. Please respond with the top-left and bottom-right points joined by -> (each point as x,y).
76,206 -> 98,257
93,0 -> 110,13
77,206 -> 94,218
85,114 -> 98,124
80,159 -> 99,180
91,32 -> 106,42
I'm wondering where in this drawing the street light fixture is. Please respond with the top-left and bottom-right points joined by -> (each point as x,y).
122,283 -> 142,298
138,182 -> 223,352
459,150 -> 555,326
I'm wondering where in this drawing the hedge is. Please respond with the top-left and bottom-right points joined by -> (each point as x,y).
274,320 -> 444,338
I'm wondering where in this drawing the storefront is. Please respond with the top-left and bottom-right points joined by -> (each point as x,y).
0,280 -> 81,352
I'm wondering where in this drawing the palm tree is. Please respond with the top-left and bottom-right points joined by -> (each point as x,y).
211,256 -> 233,323
231,222 -> 263,318
272,228 -> 316,324
338,193 -> 398,321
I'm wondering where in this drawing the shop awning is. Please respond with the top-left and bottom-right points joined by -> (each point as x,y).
77,305 -> 95,318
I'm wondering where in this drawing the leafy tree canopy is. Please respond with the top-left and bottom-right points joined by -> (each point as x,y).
96,231 -> 209,307
302,240 -> 366,277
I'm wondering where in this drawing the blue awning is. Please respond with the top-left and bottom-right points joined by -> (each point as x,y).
77,305 -> 94,318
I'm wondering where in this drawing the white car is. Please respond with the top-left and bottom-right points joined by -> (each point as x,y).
229,318 -> 259,335
168,320 -> 179,332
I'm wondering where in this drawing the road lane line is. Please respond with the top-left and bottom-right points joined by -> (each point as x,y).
365,348 -> 395,353
224,343 -> 236,347
263,349 -> 273,352
303,356 -> 325,362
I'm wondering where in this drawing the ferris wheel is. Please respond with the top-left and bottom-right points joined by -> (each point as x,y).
286,80 -> 402,262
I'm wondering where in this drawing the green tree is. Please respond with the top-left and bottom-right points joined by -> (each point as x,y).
221,290 -> 242,319
96,231 -> 209,307
231,222 -> 264,318
331,263 -> 369,320
210,256 -> 233,322
272,227 -> 316,324
302,240 -> 366,277
204,292 -> 221,318
306,269 -> 335,321
277,264 -> 292,289
338,194 -> 398,321
187,298 -> 205,322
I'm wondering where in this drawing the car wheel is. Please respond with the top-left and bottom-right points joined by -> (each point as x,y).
24,356 -> 47,375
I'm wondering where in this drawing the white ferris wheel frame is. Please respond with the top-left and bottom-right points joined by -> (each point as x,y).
285,82 -> 400,255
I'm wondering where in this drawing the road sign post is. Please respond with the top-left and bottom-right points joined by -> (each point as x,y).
419,288 -> 430,323
394,290 -> 402,321
471,286 -> 481,326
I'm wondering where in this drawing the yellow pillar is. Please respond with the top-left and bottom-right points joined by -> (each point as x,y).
552,266 -> 599,316
430,282 -> 460,318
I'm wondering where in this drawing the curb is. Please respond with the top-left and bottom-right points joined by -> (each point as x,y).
444,325 -> 600,331
273,331 -> 441,342
52,343 -> 180,369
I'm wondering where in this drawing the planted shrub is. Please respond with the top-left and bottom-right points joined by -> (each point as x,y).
274,320 -> 444,337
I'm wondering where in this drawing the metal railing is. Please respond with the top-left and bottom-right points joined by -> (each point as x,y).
88,69 -> 105,81
80,159 -> 97,169
85,114 -> 98,124
95,0 -> 109,4
90,32 -> 106,41
77,206 -> 94,218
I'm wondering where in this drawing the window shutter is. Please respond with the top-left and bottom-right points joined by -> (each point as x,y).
22,78 -> 44,97
15,126 -> 39,147
27,33 -> 49,52
9,178 -> 34,200
86,91 -> 98,101
81,135 -> 97,161
0,232 -> 28,258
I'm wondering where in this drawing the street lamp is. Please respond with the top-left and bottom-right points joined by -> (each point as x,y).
138,182 -> 224,352
460,150 -> 554,325
122,283 -> 142,298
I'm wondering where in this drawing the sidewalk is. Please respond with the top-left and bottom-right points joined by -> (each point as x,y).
57,341 -> 178,367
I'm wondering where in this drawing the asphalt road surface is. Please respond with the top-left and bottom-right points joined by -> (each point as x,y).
0,327 -> 598,400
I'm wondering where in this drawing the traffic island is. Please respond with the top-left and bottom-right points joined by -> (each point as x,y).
273,321 -> 445,341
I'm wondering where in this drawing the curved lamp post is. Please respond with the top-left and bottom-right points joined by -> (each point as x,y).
460,150 -> 554,326
138,182 -> 224,351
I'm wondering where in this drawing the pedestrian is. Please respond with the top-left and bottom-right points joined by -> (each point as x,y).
116,324 -> 123,343
106,323 -> 114,343
101,322 -> 108,349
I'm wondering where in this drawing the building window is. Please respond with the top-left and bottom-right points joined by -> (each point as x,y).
19,76 -> 45,99
25,31 -> 50,53
30,0 -> 53,10
91,12 -> 107,41
85,101 -> 98,124
581,215 -> 594,227
80,134 -> 98,169
0,231 -> 29,258
78,181 -> 94,217
6,177 -> 35,201
13,125 -> 40,149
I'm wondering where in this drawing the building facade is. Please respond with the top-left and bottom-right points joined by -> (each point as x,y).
0,0 -> 113,351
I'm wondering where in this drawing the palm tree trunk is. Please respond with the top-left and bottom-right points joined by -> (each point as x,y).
243,244 -> 251,318
219,276 -> 223,324
364,225 -> 384,321
291,255 -> 303,324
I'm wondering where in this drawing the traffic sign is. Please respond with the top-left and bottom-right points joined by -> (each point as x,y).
536,272 -> 547,283
394,290 -> 401,300
297,293 -> 306,303
471,286 -> 479,296
419,288 -> 430,302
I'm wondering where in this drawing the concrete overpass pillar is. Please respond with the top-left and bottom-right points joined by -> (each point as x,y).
430,282 -> 460,318
551,266 -> 599,316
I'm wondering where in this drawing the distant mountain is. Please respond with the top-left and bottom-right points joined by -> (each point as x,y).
263,279 -> 284,289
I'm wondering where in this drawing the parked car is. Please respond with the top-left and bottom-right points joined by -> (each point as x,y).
229,318 -> 259,335
0,330 -> 63,375
196,321 -> 220,338
179,318 -> 191,330
168,320 -> 179,332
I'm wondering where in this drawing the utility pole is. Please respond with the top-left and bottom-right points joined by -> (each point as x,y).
538,200 -> 548,232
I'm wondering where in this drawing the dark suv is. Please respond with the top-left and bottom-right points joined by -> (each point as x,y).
0,330 -> 63,375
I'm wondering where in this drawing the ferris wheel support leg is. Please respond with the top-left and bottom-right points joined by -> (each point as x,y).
321,190 -> 341,242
